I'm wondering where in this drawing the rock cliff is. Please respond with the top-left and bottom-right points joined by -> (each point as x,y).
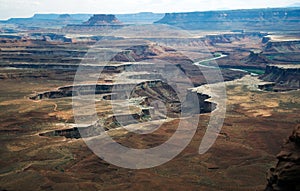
265,125 -> 300,191
111,43 -> 191,64
243,50 -> 272,66
264,40 -> 300,53
261,64 -> 300,91
155,8 -> 300,31
262,35 -> 300,63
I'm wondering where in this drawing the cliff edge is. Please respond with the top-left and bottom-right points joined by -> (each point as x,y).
261,64 -> 300,91
265,125 -> 300,191
155,8 -> 300,31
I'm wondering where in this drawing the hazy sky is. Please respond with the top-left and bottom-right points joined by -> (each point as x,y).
0,0 -> 299,20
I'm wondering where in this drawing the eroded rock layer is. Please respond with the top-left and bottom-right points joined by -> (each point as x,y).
265,125 -> 300,191
261,64 -> 300,91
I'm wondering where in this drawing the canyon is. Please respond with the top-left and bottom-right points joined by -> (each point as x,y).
0,8 -> 299,191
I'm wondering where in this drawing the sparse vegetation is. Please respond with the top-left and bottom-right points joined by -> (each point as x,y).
0,9 -> 300,190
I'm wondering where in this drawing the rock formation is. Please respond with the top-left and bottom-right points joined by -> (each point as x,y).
262,35 -> 300,63
1,13 -> 91,28
64,14 -> 125,32
243,50 -> 272,66
261,64 -> 300,91
264,40 -> 300,53
83,14 -> 121,25
111,43 -> 191,63
265,125 -> 300,191
155,8 -> 300,31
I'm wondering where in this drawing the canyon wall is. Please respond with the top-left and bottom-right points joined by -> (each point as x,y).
261,64 -> 300,91
265,125 -> 300,191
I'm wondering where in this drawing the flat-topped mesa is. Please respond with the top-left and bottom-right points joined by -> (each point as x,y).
263,35 -> 300,53
264,39 -> 300,53
260,64 -> 300,91
83,14 -> 121,25
63,14 -> 125,32
155,8 -> 300,31
262,35 -> 300,63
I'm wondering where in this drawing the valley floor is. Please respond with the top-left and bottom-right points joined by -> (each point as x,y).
0,69 -> 299,191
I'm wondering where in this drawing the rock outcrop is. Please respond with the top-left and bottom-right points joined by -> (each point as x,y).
26,33 -> 72,43
111,43 -> 191,64
265,125 -> 300,191
262,35 -> 300,63
204,32 -> 267,45
83,14 -> 121,25
64,14 -> 125,32
261,64 -> 300,91
155,8 -> 300,31
264,40 -> 300,53
30,82 -> 137,100
243,50 -> 272,66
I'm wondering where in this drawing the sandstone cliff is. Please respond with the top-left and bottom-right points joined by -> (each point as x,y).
264,40 -> 300,53
261,64 -> 300,91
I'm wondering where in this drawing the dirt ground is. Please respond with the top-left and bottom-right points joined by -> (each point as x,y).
0,68 -> 299,191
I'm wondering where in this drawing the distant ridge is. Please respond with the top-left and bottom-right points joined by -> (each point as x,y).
0,12 -> 164,28
2,7 -> 300,30
155,7 -> 300,31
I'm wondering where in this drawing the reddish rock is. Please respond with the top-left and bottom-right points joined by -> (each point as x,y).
265,125 -> 300,191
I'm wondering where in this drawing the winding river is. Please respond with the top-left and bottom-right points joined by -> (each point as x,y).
194,54 -> 260,75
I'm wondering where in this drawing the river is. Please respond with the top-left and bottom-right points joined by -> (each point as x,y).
193,54 -> 261,76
